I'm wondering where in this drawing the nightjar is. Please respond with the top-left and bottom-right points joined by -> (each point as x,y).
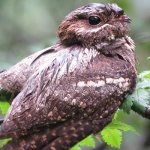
0,3 -> 137,150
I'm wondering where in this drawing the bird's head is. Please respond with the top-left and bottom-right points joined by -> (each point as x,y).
58,3 -> 131,47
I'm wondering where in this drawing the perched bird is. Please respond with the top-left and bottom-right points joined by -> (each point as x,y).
0,3 -> 137,150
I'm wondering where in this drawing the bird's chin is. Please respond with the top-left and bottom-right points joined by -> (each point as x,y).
112,22 -> 130,38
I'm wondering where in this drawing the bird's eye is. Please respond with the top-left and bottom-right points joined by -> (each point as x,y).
88,16 -> 102,25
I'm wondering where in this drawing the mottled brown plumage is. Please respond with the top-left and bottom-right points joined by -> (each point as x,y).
0,3 -> 136,150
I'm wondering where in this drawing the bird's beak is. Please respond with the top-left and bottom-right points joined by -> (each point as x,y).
118,15 -> 131,23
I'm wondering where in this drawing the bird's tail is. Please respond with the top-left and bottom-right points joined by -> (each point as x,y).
2,120 -> 93,150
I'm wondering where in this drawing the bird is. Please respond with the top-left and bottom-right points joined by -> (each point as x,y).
0,3 -> 137,150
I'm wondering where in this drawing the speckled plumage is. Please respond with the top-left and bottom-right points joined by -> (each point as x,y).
0,3 -> 137,150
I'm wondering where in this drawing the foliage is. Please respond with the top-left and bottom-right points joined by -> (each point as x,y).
0,101 -> 10,115
0,138 -> 11,148
0,90 -> 11,115
0,92 -> 11,147
101,115 -> 136,149
121,71 -> 150,114
70,135 -> 96,150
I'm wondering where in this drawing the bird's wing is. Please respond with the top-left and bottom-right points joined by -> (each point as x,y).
0,46 -> 99,138
0,46 -> 56,94
0,46 -> 134,139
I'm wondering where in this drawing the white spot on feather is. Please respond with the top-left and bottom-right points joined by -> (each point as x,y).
106,78 -> 114,84
77,80 -> 105,87
87,81 -> 95,86
77,81 -> 85,87
71,99 -> 77,105
75,78 -> 130,89
97,80 -> 105,86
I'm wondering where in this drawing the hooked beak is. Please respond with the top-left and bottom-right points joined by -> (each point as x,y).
118,15 -> 131,23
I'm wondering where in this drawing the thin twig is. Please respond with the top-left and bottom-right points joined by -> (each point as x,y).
94,142 -> 107,150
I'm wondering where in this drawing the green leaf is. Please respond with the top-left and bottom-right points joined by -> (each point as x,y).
136,71 -> 150,89
113,112 -> 118,120
100,111 -> 136,149
101,128 -> 122,149
0,139 -> 11,148
147,57 -> 150,60
70,145 -> 81,150
121,70 -> 150,112
136,79 -> 150,89
129,89 -> 150,107
108,121 -> 135,132
70,135 -> 95,150
120,97 -> 133,114
79,135 -> 95,147
138,71 -> 150,79
0,101 -> 10,115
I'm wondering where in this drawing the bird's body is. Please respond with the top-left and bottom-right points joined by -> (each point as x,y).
0,3 -> 137,150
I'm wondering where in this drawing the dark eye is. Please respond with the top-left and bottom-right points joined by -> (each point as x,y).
88,16 -> 102,25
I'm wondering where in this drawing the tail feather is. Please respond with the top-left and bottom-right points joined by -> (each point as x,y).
2,127 -> 60,150
1,116 -> 113,150
42,116 -> 113,150
42,121 -> 93,150
1,120 -> 93,150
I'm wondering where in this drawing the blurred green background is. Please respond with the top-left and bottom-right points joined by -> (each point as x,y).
0,0 -> 150,150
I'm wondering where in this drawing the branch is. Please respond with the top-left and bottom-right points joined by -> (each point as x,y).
131,101 -> 150,119
94,142 -> 107,150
